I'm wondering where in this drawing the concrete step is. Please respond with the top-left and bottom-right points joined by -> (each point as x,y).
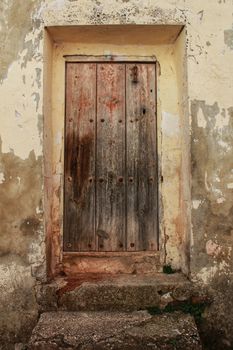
29,310 -> 202,349
37,273 -> 209,312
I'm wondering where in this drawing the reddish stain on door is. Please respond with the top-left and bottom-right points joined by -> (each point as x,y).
64,62 -> 158,252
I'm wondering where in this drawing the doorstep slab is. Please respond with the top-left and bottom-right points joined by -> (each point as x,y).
37,273 -> 212,313
29,311 -> 202,349
57,273 -> 192,311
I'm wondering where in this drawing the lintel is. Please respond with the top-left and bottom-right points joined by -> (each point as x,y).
64,54 -> 157,62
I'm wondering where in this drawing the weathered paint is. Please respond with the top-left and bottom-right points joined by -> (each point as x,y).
48,30 -> 185,273
224,29 -> 233,50
0,0 -> 233,348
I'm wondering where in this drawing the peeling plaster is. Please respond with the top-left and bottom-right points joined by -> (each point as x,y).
204,171 -> 211,192
0,0 -> 233,345
224,29 -> 233,50
0,0 -> 43,82
196,266 -> 218,285
0,172 -> 5,184
197,108 -> 207,128
215,109 -> 230,130
0,260 -> 35,298
192,199 -> 203,209
0,44 -> 43,159
206,239 -> 221,257
217,197 -> 225,204
162,111 -> 179,137
218,139 -> 231,151
0,150 -> 43,260
191,95 -> 233,289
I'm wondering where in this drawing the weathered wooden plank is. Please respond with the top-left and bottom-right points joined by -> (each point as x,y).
126,63 -> 158,251
96,63 -> 126,251
64,55 -> 157,62
64,63 -> 96,251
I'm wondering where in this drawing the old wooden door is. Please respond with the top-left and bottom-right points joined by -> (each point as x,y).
64,61 -> 158,252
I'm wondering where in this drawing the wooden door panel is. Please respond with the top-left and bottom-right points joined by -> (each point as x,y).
64,63 -> 96,251
64,62 -> 158,253
96,64 -> 126,251
126,63 -> 158,251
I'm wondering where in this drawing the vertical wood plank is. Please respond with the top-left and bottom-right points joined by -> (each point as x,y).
126,63 -> 158,251
64,63 -> 96,251
96,63 -> 126,251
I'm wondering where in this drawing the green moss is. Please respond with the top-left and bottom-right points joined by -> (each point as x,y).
147,306 -> 163,315
163,265 -> 176,274
169,339 -> 178,346
148,301 -> 207,323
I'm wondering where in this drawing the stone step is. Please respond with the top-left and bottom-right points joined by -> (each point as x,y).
38,273 -> 208,312
29,311 -> 202,349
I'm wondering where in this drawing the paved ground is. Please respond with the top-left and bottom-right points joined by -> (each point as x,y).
29,310 -> 202,349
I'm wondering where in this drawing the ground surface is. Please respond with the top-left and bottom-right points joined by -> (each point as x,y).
29,310 -> 202,349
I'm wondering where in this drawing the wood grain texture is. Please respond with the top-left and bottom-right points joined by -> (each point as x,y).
96,63 -> 126,251
126,63 -> 158,251
64,62 -> 158,253
64,63 -> 96,251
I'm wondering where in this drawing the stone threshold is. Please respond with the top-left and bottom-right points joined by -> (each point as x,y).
36,273 -> 212,313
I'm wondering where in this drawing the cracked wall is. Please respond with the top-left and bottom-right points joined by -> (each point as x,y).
0,0 -> 233,348
0,0 -> 45,347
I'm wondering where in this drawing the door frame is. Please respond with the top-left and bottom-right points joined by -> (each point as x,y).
47,54 -> 163,278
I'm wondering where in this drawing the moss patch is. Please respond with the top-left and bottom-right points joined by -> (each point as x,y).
148,301 -> 208,323
163,265 -> 176,274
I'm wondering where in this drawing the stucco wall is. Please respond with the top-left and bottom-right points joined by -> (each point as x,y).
0,0 -> 233,348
